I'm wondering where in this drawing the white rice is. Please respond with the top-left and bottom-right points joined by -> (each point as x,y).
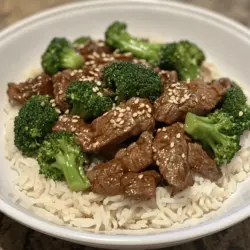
4,65 -> 250,234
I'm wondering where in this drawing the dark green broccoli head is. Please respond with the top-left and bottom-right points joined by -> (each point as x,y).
38,131 -> 90,191
220,85 -> 250,132
159,41 -> 206,80
105,21 -> 161,65
66,81 -> 114,121
103,61 -> 162,102
73,36 -> 91,47
14,95 -> 59,157
42,38 -> 85,75
185,112 -> 241,166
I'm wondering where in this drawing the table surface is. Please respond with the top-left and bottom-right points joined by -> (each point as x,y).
1,0 -> 250,249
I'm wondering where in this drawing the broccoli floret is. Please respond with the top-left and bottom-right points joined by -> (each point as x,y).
38,132 -> 90,191
103,61 -> 162,102
184,112 -> 241,166
220,85 -> 250,130
159,41 -> 205,80
14,95 -> 59,157
105,21 -> 205,80
66,81 -> 114,121
105,21 -> 161,65
73,36 -> 91,47
42,38 -> 85,75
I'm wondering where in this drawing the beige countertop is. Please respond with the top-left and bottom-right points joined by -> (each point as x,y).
1,0 -> 250,249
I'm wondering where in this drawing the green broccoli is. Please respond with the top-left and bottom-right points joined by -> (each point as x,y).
184,112 -> 241,166
159,41 -> 205,80
105,21 -> 205,80
38,132 -> 90,192
103,61 -> 162,102
14,95 -> 59,157
105,21 -> 161,65
66,81 -> 114,121
220,85 -> 250,131
73,36 -> 91,47
42,38 -> 85,75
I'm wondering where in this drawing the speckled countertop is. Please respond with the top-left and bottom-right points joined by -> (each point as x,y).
1,0 -> 250,249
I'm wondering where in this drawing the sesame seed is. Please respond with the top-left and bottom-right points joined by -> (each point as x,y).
182,153 -> 185,159
119,120 -> 124,125
51,103 -> 56,107
65,109 -> 69,114
50,99 -> 55,103
110,119 -> 115,124
134,98 -> 139,104
152,147 -> 157,153
170,142 -> 174,148
133,113 -> 138,118
97,92 -> 103,97
59,90 -> 63,95
176,133 -> 181,138
156,160 -> 160,165
202,96 -> 206,100
138,174 -> 143,179
72,119 -> 78,123
40,102 -> 45,107
115,96 -> 119,101
162,127 -> 167,132
239,111 -> 244,117
62,117 -> 68,122
146,113 -> 151,118
126,107 -> 131,111
148,108 -> 152,113
71,127 -> 76,132
118,113 -> 124,118
139,103 -> 145,108
116,118 -> 121,123
55,108 -> 61,114
96,81 -> 102,86
114,111 -> 117,116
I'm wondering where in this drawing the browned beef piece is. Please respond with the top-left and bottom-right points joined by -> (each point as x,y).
121,171 -> 161,200
79,98 -> 155,152
188,143 -> 222,181
153,123 -> 194,191
52,114 -> 90,134
87,159 -> 124,196
75,40 -> 113,57
7,73 -> 53,105
53,98 -> 155,153
158,70 -> 178,90
52,69 -> 97,111
115,132 -> 154,172
154,78 -> 232,125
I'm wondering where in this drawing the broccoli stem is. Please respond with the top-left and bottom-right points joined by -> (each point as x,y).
61,48 -> 85,70
115,33 -> 161,65
55,152 -> 90,191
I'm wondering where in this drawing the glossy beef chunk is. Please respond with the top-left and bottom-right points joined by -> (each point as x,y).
52,114 -> 90,134
154,78 -> 232,125
52,69 -> 98,111
115,132 -> 154,172
153,123 -> 194,191
87,160 -> 124,196
121,171 -> 161,200
75,40 -> 113,57
188,143 -> 222,181
53,98 -> 154,153
7,73 -> 53,105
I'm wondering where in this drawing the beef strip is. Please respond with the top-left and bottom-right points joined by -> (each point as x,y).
87,159 -> 124,196
154,78 -> 232,125
53,97 -> 155,153
153,123 -> 194,191
7,73 -> 53,105
115,131 -> 154,172
187,143 -> 222,181
153,123 -> 221,192
75,40 -> 113,57
121,171 -> 161,200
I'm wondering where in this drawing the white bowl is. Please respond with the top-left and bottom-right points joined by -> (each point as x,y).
1,0 -> 250,249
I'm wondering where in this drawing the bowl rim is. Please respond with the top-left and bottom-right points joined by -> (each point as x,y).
0,0 -> 250,247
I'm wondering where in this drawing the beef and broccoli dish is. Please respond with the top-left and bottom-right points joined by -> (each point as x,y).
7,21 -> 250,202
